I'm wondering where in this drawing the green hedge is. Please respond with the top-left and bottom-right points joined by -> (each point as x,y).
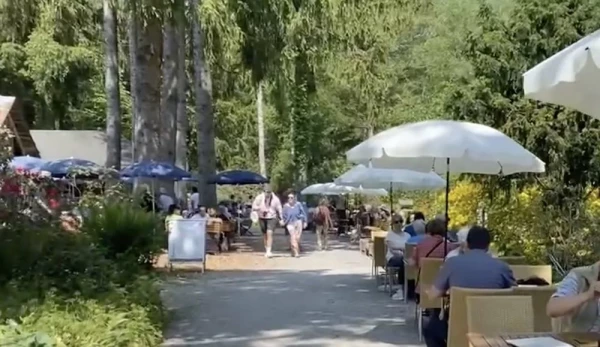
0,202 -> 166,346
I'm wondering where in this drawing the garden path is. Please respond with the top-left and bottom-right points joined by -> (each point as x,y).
161,231 -> 423,347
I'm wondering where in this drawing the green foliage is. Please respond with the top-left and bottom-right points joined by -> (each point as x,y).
0,172 -> 165,346
83,202 -> 163,268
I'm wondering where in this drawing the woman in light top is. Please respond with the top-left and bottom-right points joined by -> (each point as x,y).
282,192 -> 307,258
385,214 -> 412,301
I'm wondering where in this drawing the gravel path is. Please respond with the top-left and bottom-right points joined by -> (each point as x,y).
161,231 -> 423,347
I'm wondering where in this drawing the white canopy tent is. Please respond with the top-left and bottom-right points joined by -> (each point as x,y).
300,182 -> 387,196
523,29 -> 600,119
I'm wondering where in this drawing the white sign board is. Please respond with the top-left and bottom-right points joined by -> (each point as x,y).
168,218 -> 207,271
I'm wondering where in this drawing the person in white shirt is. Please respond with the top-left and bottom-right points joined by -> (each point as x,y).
252,184 -> 282,258
384,214 -> 411,300
158,187 -> 175,213
189,187 -> 200,212
446,225 -> 495,259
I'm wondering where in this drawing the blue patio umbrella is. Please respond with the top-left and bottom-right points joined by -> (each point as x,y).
9,156 -> 47,172
208,170 -> 269,185
120,161 -> 191,180
40,158 -> 101,178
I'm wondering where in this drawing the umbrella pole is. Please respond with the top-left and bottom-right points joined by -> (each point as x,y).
444,158 -> 450,257
389,182 -> 393,214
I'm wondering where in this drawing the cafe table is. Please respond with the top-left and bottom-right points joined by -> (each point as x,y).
467,332 -> 600,347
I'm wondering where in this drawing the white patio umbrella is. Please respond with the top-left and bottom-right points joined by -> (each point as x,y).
346,120 -> 545,254
335,164 -> 446,211
300,183 -> 387,196
523,29 -> 600,118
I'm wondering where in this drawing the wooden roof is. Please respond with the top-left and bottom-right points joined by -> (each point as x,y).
0,95 -> 40,157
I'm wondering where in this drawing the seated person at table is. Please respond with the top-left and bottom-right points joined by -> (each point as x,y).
382,215 -> 411,300
547,261 -> 600,331
404,211 -> 426,239
409,217 -> 457,268
424,226 -> 515,347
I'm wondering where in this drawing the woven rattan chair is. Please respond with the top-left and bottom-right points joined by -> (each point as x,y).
467,295 -> 534,338
497,256 -> 527,265
415,258 -> 444,341
514,285 -> 556,332
403,243 -> 417,303
448,287 -> 514,347
510,265 -> 552,284
372,235 -> 387,283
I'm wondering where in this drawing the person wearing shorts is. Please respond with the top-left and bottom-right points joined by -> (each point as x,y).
252,184 -> 282,258
282,192 -> 307,257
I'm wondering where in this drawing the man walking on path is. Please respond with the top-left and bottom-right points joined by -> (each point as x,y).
252,184 -> 282,258
314,198 -> 333,250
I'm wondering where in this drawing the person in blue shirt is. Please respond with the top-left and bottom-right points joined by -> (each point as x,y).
282,192 -> 307,257
405,211 -> 427,243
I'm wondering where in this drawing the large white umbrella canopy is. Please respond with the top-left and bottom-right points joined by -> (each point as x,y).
523,29 -> 600,119
300,183 -> 387,196
346,120 -> 545,175
335,164 -> 446,191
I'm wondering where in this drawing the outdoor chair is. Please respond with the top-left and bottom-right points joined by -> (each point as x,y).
448,287 -> 514,347
514,285 -> 556,332
371,235 -> 387,283
403,243 -> 417,303
466,296 -> 534,337
415,258 -> 444,342
510,265 -> 552,284
497,256 -> 527,265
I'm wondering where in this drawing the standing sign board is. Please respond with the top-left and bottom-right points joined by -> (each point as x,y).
168,218 -> 207,272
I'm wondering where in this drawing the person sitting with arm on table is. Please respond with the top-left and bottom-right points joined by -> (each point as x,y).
547,261 -> 600,332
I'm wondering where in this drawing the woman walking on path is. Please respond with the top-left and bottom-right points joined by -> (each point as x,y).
314,198 -> 333,251
282,192 -> 307,257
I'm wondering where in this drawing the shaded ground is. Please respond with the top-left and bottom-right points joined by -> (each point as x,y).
161,229 -> 423,346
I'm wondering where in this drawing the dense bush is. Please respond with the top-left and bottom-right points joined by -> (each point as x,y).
0,200 -> 166,346
83,202 -> 163,269
422,181 -> 600,273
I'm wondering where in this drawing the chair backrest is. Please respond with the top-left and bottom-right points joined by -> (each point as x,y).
371,230 -> 387,241
513,285 -> 557,332
467,295 -> 534,336
404,243 -> 417,280
498,256 -> 527,265
510,265 -> 552,284
418,258 -> 444,309
372,236 -> 387,268
448,287 -> 514,347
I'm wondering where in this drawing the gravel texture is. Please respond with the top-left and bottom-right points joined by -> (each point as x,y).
161,230 -> 424,347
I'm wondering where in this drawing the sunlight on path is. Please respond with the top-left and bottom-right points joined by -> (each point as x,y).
161,232 -> 424,347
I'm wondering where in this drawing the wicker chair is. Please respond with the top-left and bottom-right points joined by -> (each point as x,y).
372,236 -> 387,283
403,243 -> 417,303
415,258 -> 444,342
448,287 -> 514,347
466,296 -> 534,337
510,265 -> 553,284
514,285 -> 557,332
497,256 -> 527,265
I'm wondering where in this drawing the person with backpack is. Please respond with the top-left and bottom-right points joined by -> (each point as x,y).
314,198 -> 333,250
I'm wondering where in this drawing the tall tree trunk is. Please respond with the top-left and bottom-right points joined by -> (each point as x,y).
103,0 -> 122,169
128,0 -> 140,160
161,7 -> 177,163
134,6 -> 162,162
257,81 -> 266,177
175,0 -> 188,199
190,0 -> 216,206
